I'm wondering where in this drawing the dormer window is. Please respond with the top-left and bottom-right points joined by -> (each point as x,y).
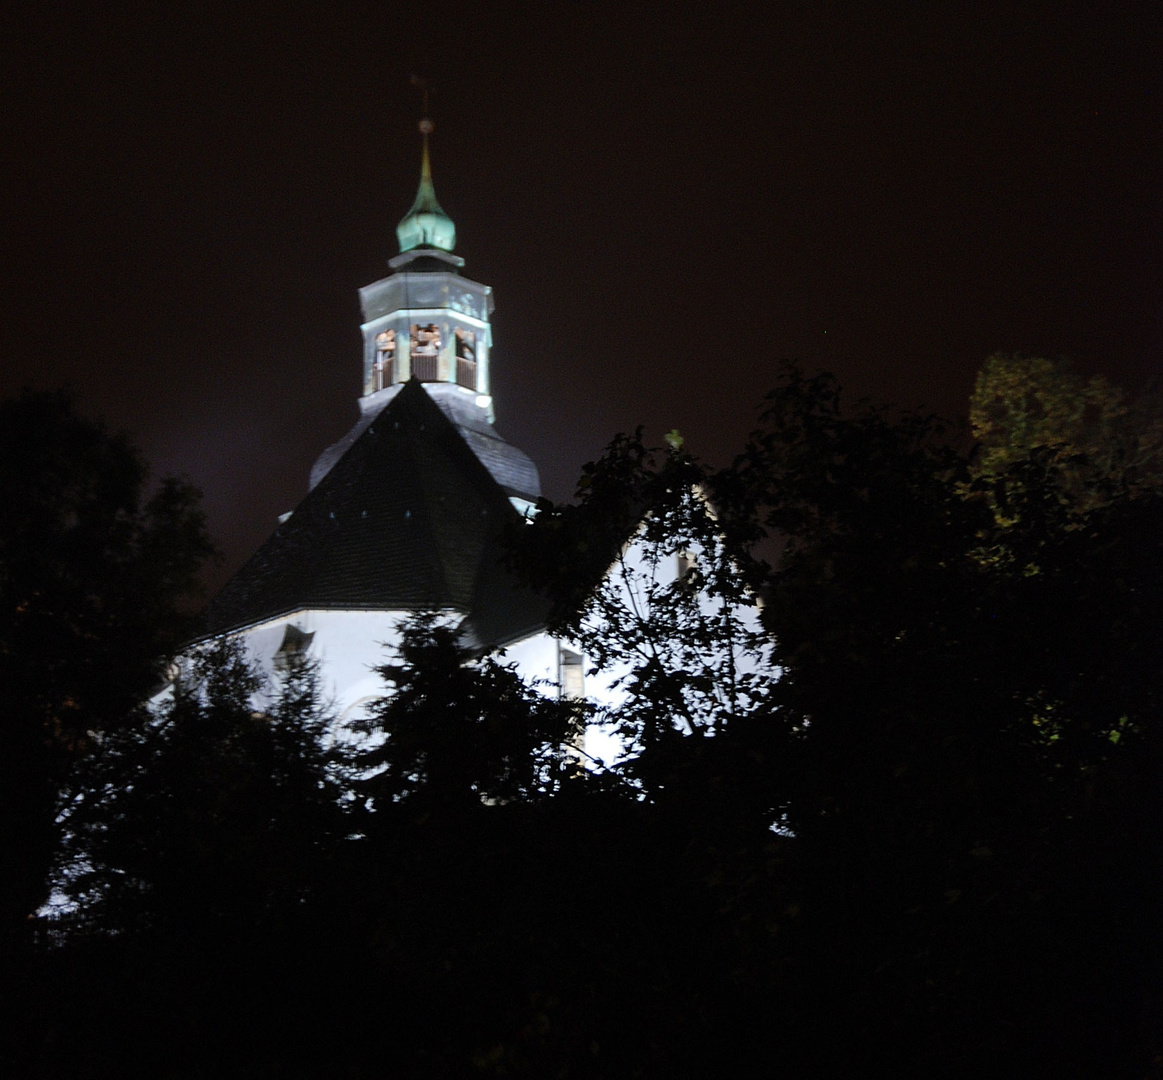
455,328 -> 477,390
410,323 -> 441,381
273,623 -> 315,673
373,330 -> 396,391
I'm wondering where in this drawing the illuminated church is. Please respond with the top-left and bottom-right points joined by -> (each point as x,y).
199,119 -> 574,720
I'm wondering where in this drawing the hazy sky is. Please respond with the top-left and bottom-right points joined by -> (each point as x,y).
4,1 -> 1160,588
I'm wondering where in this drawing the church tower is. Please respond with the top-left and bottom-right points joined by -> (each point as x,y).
309,117 -> 540,517
197,116 -> 554,717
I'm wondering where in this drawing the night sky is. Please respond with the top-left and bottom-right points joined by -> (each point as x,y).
4,2 -> 1161,591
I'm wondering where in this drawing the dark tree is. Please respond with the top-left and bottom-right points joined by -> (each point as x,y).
58,639 -> 345,937
11,370 -> 1161,1077
717,365 -> 1163,1074
516,430 -> 782,824
517,364 -> 1163,1073
355,613 -> 587,816
0,390 -> 212,931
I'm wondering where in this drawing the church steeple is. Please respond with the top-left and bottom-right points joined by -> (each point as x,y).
396,118 -> 456,254
305,104 -> 540,514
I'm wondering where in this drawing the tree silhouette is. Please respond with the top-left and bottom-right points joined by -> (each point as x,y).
10,368 -> 1162,1077
516,430 -> 782,824
0,390 -> 212,932
354,612 -> 587,817
57,639 -> 345,938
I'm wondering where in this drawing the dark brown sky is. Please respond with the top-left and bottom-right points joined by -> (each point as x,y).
3,1 -> 1161,589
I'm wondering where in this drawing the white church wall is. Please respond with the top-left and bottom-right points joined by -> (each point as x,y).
185,506 -> 768,781
228,609 -> 409,722
228,612 -> 602,725
494,631 -> 560,689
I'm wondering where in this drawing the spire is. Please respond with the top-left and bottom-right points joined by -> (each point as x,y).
396,116 -> 456,253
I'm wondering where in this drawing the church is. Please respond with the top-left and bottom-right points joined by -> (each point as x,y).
199,117 -> 575,722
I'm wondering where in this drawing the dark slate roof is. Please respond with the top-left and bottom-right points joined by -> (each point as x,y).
394,254 -> 460,273
200,379 -> 549,646
308,386 -> 541,503
433,390 -> 541,503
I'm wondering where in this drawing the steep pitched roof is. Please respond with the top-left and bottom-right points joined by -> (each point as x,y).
200,380 -> 548,646
308,385 -> 541,504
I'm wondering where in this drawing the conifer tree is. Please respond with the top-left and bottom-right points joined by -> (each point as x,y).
58,639 -> 344,937
354,613 -> 587,816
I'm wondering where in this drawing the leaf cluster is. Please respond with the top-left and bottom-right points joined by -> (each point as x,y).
970,351 -> 1163,510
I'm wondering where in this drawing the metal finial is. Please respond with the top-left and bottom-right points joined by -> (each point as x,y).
397,74 -> 455,253
410,74 -> 432,125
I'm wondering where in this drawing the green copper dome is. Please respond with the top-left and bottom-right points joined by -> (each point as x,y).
396,122 -> 456,253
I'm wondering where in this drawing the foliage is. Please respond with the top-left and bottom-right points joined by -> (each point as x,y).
354,613 -> 588,814
720,364 -> 1162,1072
0,390 -> 213,929
721,367 -> 1005,835
57,639 -> 344,936
516,432 -> 781,817
718,363 -> 1160,851
969,351 -> 1163,508
514,363 -> 1162,1070
971,352 -> 1121,473
9,366 -> 1163,1076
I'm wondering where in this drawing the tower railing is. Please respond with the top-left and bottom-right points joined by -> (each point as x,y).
373,358 -> 394,391
411,353 -> 440,382
456,357 -> 478,391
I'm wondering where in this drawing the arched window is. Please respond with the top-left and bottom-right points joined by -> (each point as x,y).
410,323 -> 441,381
373,330 -> 396,391
455,328 -> 477,390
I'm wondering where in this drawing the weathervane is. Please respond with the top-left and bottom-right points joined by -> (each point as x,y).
410,73 -> 434,135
